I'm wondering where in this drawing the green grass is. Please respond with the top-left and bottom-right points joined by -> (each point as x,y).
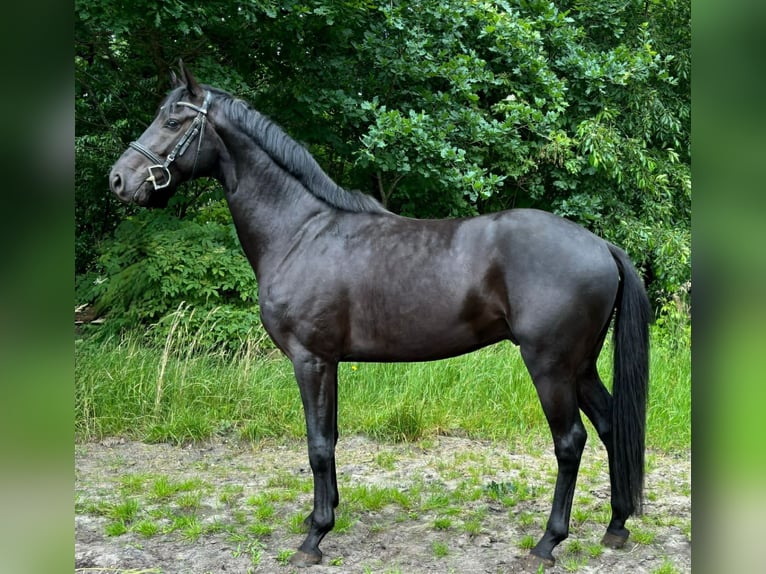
631,526 -> 657,545
433,517 -> 452,530
75,326 -> 690,452
275,549 -> 294,565
105,520 -> 128,536
345,484 -> 413,512
132,519 -> 160,537
431,540 -> 449,558
651,558 -> 682,574
518,534 -> 536,550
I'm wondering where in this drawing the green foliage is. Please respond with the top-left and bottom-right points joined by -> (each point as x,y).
87,202 -> 268,352
651,282 -> 691,353
74,128 -> 136,274
76,0 -> 690,327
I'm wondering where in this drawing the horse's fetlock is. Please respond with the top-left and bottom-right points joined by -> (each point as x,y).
312,511 -> 335,533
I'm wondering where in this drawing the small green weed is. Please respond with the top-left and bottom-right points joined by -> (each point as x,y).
462,517 -> 483,535
119,473 -> 151,495
585,542 -> 603,558
561,556 -> 588,571
177,492 -> 202,512
110,498 -> 140,522
149,476 -> 182,500
518,534 -> 536,550
253,503 -> 275,521
346,484 -> 411,512
276,549 -> 294,565
632,526 -> 657,545
203,520 -> 228,535
266,471 -> 303,490
132,519 -> 160,537
422,491 -> 451,511
517,511 -> 536,527
571,507 -> 590,525
484,480 -> 536,507
431,540 -> 449,558
105,520 -> 128,536
246,522 -> 273,537
232,509 -> 248,525
334,512 -> 356,534
219,484 -> 244,505
375,451 -> 398,470
288,512 -> 308,534
181,518 -> 203,542
651,558 -> 680,574
682,520 -> 691,542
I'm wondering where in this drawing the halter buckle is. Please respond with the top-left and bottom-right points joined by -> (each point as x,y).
146,164 -> 172,190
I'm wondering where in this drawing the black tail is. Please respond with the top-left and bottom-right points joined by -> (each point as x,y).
608,243 -> 652,515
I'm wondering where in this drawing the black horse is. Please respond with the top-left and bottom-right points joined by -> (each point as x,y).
109,64 -> 651,570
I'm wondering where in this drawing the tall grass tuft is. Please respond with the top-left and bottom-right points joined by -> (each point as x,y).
76,326 -> 690,452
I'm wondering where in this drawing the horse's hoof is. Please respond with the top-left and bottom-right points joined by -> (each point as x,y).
289,550 -> 322,568
524,552 -> 555,572
602,530 -> 629,549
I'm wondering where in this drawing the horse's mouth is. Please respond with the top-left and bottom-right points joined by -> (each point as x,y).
115,181 -> 151,206
132,184 -> 148,204
137,182 -> 173,208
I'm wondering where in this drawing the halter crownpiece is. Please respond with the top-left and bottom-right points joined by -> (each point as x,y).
129,90 -> 212,190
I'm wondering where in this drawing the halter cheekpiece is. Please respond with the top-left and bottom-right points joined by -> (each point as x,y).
129,90 -> 212,190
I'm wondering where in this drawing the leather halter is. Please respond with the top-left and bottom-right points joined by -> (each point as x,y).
129,90 -> 212,190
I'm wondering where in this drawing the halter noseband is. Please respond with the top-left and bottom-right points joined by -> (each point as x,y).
129,90 -> 212,190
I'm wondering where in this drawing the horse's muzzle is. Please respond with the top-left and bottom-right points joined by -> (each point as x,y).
109,168 -> 131,203
109,167 -> 149,205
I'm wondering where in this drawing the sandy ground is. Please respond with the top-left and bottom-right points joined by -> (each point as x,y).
75,435 -> 690,573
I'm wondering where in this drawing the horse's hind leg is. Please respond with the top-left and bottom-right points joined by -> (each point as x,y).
576,366 -> 633,548
289,353 -> 339,567
521,348 -> 587,568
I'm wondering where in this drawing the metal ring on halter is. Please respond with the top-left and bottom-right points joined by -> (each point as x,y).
128,141 -> 173,189
128,91 -> 212,191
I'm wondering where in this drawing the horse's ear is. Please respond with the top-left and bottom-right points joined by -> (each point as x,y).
169,69 -> 181,88
178,59 -> 202,97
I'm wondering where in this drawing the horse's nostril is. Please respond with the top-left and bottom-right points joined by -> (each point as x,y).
110,172 -> 123,193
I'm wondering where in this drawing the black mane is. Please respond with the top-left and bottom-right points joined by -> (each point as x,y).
178,86 -> 389,214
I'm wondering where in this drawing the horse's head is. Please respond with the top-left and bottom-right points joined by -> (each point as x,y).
109,62 -> 222,207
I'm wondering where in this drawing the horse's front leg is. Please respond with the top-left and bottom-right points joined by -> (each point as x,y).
289,353 -> 339,567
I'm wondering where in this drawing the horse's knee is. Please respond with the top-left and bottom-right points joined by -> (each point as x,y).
307,441 -> 334,473
554,424 -> 587,468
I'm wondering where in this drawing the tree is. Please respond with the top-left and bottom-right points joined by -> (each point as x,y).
76,0 -> 690,326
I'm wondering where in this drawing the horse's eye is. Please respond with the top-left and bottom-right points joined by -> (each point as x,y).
164,118 -> 180,130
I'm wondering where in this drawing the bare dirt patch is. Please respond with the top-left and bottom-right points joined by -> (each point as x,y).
75,436 -> 690,573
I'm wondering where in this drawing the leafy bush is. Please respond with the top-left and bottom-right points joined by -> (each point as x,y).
652,281 -> 691,353
84,202 -> 270,353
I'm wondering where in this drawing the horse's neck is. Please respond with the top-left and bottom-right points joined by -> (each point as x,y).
216,123 -> 327,280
